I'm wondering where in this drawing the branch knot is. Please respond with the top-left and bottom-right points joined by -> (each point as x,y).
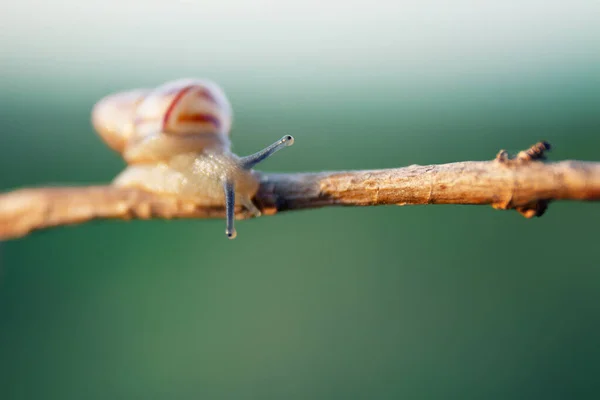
494,141 -> 552,218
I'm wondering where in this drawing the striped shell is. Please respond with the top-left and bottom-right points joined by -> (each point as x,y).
92,79 -> 233,164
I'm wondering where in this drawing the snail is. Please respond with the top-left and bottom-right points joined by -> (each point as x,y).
91,78 -> 294,239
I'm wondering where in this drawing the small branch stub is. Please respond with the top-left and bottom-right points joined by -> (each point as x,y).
1,141 -> 599,240
494,141 -> 553,218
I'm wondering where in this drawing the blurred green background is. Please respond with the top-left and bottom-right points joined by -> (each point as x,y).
1,1 -> 600,399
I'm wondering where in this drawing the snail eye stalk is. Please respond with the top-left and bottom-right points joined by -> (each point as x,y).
240,135 -> 294,170
223,180 -> 237,239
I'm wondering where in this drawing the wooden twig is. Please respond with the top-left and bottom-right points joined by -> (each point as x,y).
1,142 -> 599,240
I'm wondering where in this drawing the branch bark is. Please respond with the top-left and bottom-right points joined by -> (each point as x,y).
1,142 -> 599,240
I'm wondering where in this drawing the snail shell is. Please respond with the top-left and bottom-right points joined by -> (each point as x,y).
92,79 -> 233,163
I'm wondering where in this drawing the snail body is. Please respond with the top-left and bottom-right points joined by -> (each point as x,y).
91,78 -> 294,238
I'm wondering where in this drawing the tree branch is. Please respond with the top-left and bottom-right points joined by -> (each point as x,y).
1,142 -> 599,240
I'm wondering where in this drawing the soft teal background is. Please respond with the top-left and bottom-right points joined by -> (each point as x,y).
1,1 -> 600,399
